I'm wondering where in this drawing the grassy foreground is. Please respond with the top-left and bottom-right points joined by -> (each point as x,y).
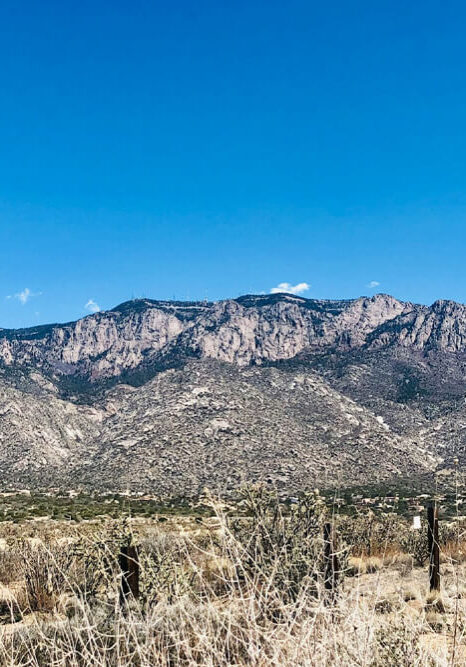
0,489 -> 463,665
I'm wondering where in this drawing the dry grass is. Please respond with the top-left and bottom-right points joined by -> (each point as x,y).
0,501 -> 463,664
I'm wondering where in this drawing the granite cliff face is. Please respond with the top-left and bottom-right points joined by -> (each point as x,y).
0,300 -> 208,381
367,300 -> 466,352
0,293 -> 412,382
175,293 -> 411,365
1,291 -> 466,493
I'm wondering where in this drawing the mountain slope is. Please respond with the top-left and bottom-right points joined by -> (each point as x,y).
0,373 -> 102,487
70,360 -> 439,493
1,291 -> 466,493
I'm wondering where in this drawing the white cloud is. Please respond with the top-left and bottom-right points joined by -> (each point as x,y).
6,288 -> 42,304
367,281 -> 380,289
270,282 -> 310,295
85,299 -> 100,313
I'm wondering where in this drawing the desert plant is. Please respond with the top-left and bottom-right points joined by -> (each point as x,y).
21,541 -> 74,612
139,534 -> 193,606
228,486 -> 335,604
0,500 -> 463,664
401,524 -> 429,567
340,511 -> 408,557
371,621 -> 421,666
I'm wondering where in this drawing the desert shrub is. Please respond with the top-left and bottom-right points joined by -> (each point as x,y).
0,545 -> 23,586
19,521 -> 132,612
371,621 -> 421,666
139,534 -> 193,606
68,536 -> 119,602
401,524 -> 429,567
0,510 -> 460,665
400,518 -> 457,567
21,541 -> 74,612
339,512 -> 408,557
439,521 -> 458,545
228,486 -> 334,604
66,522 -> 195,608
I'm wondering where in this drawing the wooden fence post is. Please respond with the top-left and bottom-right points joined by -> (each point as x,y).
427,501 -> 440,592
323,522 -> 339,603
119,544 -> 140,605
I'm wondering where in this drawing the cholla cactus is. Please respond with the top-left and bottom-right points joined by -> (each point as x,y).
229,485 -> 332,604
371,621 -> 420,666
401,524 -> 429,567
339,512 -> 408,557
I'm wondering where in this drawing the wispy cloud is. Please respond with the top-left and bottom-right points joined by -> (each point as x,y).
367,280 -> 380,289
85,299 -> 100,313
270,282 -> 310,295
6,288 -> 42,304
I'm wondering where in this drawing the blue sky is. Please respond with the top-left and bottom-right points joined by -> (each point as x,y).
1,1 -> 466,327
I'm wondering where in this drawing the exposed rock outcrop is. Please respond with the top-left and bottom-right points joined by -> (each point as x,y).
0,291 -> 466,492
0,293 -> 413,381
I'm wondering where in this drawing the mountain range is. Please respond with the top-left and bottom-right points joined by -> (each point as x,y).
1,291 -> 466,495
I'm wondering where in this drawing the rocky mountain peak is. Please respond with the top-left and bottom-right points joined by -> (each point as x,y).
0,292 -> 435,383
1,291 -> 466,492
430,298 -> 466,314
366,297 -> 466,353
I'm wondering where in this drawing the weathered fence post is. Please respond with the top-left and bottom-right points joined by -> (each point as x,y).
119,543 -> 140,605
427,501 -> 440,591
323,522 -> 339,603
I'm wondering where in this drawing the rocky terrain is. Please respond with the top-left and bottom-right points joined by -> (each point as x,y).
0,293 -> 411,383
2,291 -> 466,493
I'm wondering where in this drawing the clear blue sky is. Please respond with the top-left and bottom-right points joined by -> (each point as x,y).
1,0 -> 466,327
